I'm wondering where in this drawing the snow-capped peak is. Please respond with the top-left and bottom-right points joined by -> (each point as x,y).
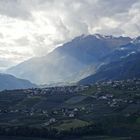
94,34 -> 114,40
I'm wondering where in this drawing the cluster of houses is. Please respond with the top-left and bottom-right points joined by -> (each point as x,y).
23,85 -> 89,96
95,79 -> 140,90
0,79 -> 140,126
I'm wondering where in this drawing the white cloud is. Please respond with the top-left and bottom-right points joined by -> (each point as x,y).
0,0 -> 140,69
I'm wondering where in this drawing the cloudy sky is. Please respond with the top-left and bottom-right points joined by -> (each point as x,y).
0,0 -> 140,70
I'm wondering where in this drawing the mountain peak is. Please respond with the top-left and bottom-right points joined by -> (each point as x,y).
76,34 -> 132,42
94,34 -> 117,39
7,34 -> 133,85
79,34 -> 112,40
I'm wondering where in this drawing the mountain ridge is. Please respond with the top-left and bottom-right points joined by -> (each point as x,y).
0,73 -> 37,90
79,51 -> 140,85
6,34 -> 132,85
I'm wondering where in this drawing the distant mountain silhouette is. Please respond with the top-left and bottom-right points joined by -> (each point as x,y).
0,73 -> 37,90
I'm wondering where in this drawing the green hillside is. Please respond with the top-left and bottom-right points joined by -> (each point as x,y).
0,80 -> 139,139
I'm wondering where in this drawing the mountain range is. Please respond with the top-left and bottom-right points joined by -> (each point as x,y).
0,73 -> 36,91
79,51 -> 140,84
7,34 -> 134,85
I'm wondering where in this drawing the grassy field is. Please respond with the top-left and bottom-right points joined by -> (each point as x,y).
53,119 -> 89,130
16,96 -> 43,108
65,95 -> 87,104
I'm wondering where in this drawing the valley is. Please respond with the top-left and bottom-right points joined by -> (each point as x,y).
1,0 -> 140,139
0,34 -> 140,140
0,79 -> 139,139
